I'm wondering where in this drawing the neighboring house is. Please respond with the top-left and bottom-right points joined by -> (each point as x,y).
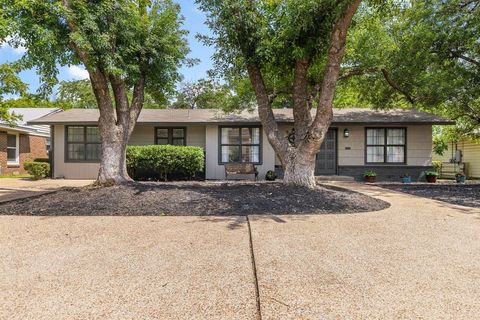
0,108 -> 60,176
28,108 -> 453,181
433,138 -> 480,179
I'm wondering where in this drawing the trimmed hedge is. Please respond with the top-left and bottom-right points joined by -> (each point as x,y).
126,145 -> 205,181
24,161 -> 50,180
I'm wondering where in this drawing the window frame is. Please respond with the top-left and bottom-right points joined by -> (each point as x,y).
6,132 -> 19,166
64,125 -> 102,163
154,127 -> 187,146
218,125 -> 263,165
365,127 -> 407,165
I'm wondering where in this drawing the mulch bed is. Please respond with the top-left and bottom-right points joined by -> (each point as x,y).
380,183 -> 480,208
0,181 -> 389,216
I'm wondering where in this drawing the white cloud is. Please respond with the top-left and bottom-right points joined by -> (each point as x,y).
67,65 -> 89,79
1,36 -> 27,54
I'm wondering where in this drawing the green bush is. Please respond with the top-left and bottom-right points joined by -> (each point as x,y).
432,160 -> 442,173
425,171 -> 439,177
23,161 -> 50,180
126,145 -> 205,181
363,170 -> 377,177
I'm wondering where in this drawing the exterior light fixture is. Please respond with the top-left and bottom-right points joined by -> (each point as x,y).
343,128 -> 349,138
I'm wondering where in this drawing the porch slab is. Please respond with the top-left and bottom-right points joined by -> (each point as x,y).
315,175 -> 355,182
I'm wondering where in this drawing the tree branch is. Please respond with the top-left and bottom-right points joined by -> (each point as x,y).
338,66 -> 379,80
128,76 -> 146,132
380,68 -> 415,104
309,0 -> 362,147
450,51 -> 480,68
292,58 -> 312,146
246,64 -> 289,157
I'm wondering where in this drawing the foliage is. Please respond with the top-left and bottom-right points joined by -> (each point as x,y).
171,78 -> 233,110
424,171 -> 439,177
265,170 -> 277,181
126,145 -> 204,181
197,0 -> 353,105
432,160 -> 442,173
338,1 -> 480,138
55,79 -> 168,109
0,64 -> 26,124
56,79 -> 97,109
23,161 -> 50,179
363,170 -> 376,177
1,0 -> 189,100
1,0 -> 190,183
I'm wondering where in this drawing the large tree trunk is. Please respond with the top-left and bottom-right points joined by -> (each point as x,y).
282,149 -> 317,187
97,125 -> 131,185
244,0 -> 361,188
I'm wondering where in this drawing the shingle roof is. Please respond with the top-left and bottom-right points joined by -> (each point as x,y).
28,108 -> 454,125
1,108 -> 61,136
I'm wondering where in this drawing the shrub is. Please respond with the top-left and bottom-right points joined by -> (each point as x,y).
265,170 -> 277,181
425,171 -> 439,177
363,170 -> 377,177
23,161 -> 50,180
432,160 -> 442,173
126,145 -> 204,181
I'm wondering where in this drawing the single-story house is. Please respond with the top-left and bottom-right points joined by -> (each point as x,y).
28,108 -> 453,181
433,138 -> 480,179
1,108 -> 60,176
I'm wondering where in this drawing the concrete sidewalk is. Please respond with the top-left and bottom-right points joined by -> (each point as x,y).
0,216 -> 257,319
0,178 -> 92,203
250,183 -> 480,319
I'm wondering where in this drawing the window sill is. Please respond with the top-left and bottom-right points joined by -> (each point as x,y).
7,163 -> 20,168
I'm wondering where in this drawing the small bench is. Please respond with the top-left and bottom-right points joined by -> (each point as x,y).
225,163 -> 258,180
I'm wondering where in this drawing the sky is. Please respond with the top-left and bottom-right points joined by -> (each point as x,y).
0,0 -> 214,96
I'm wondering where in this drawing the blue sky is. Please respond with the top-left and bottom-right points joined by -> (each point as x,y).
0,0 -> 214,96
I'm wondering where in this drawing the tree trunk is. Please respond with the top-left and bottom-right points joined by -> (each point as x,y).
96,124 -> 132,185
282,149 -> 317,187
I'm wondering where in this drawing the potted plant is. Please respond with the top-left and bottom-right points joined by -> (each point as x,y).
363,170 -> 377,183
425,171 -> 438,183
455,171 -> 466,184
400,174 -> 412,184
265,170 -> 277,181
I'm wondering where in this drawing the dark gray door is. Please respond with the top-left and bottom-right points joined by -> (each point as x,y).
315,129 -> 337,175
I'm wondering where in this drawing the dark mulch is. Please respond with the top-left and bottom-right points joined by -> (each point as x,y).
380,183 -> 480,208
0,181 -> 389,216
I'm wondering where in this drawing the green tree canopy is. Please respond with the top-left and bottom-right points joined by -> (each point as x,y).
197,0 -> 364,187
337,0 -> 480,139
1,0 -> 190,184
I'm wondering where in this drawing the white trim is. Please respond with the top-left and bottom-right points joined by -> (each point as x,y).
6,132 -> 20,166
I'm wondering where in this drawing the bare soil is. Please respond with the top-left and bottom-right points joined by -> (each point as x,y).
380,183 -> 480,208
0,181 -> 389,216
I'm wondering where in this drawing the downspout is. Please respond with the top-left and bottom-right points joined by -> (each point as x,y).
50,125 -> 55,178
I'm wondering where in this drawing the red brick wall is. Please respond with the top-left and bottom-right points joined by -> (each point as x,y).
0,132 -> 49,176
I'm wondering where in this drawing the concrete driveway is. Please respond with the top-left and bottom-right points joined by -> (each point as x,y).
0,178 -> 92,203
1,183 -> 479,319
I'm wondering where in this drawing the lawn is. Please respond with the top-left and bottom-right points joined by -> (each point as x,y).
0,181 -> 389,216
380,183 -> 480,208
0,174 -> 32,179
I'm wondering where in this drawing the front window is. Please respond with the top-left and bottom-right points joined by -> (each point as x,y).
366,128 -> 406,164
155,127 -> 186,146
7,133 -> 19,165
66,126 -> 101,161
220,126 -> 261,164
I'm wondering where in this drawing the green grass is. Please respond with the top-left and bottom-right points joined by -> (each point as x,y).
0,174 -> 32,179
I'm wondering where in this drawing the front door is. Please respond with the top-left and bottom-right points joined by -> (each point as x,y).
315,129 -> 337,175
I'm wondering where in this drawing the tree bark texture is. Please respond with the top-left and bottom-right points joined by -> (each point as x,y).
246,0 -> 362,188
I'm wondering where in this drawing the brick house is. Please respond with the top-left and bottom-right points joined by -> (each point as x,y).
0,108 -> 60,176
